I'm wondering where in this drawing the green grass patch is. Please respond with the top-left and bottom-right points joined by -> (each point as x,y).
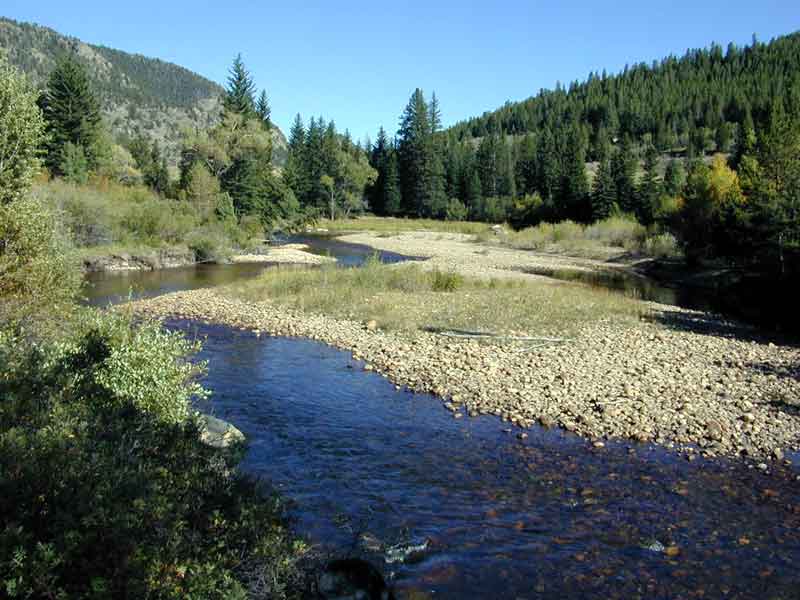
225,258 -> 647,337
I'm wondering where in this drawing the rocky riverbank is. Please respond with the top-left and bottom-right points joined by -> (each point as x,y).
82,243 -> 333,273
232,243 -> 336,265
338,231 -> 630,281
82,248 -> 196,272
129,287 -> 800,463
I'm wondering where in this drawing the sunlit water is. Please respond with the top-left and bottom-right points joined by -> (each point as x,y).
81,236 -> 416,306
175,320 -> 800,599
81,239 -> 800,597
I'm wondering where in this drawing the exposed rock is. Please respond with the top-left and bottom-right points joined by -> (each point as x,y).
198,414 -> 245,449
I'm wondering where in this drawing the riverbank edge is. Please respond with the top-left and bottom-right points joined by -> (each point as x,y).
81,243 -> 335,273
128,287 -> 800,466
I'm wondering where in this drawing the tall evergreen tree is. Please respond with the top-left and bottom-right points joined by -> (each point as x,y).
38,54 -> 102,174
383,150 -> 402,216
592,152 -> 617,220
368,127 -> 390,214
637,143 -> 662,224
284,113 -> 307,200
223,54 -> 256,118
397,88 -> 431,215
611,136 -> 638,213
558,124 -> 590,221
256,90 -> 271,129
663,159 -> 686,196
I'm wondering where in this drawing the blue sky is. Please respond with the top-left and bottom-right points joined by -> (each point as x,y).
2,1 -> 799,141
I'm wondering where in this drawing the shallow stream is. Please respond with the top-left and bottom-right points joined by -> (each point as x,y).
82,236 -> 800,598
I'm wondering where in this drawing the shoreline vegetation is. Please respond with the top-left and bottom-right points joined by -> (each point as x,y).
4,23 -> 800,598
129,229 -> 800,463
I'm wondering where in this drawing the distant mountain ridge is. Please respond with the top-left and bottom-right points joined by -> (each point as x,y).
0,16 -> 287,165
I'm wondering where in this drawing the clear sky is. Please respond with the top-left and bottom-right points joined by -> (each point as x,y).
2,1 -> 799,142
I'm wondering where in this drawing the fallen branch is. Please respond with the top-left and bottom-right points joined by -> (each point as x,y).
424,327 -> 572,343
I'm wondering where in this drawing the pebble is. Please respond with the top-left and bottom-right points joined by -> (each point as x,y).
127,238 -> 800,465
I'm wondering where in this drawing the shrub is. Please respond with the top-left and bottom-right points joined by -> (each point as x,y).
642,232 -> 681,259
0,314 -> 305,599
430,269 -> 462,292
60,142 -> 90,185
0,56 -> 46,204
585,215 -> 646,247
445,198 -> 468,221
0,194 -> 80,327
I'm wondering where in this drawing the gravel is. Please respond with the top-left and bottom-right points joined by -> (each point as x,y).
130,286 -> 800,462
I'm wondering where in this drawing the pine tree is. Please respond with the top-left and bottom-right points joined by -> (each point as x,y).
397,88 -> 431,215
223,54 -> 256,118
476,132 -> 499,198
465,167 -> 483,219
611,136 -> 637,213
559,124 -> 590,221
284,114 -> 307,201
256,90 -> 271,129
663,159 -> 685,196
38,54 -> 102,174
368,127 -> 390,214
592,152 -> 617,220
383,150 -> 402,216
429,92 -> 442,133
637,143 -> 662,224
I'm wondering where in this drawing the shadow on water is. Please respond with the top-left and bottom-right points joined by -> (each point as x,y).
173,319 -> 800,600
282,234 -> 425,267
523,265 -> 799,336
81,236 -> 420,307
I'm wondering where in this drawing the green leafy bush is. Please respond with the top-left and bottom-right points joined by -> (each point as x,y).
0,314 -> 306,599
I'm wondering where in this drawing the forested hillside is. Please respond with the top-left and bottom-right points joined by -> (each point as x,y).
0,16 -> 288,164
449,32 -> 800,157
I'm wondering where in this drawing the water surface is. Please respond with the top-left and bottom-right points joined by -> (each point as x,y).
178,320 -> 800,600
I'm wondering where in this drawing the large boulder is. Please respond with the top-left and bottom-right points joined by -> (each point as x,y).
198,414 -> 245,449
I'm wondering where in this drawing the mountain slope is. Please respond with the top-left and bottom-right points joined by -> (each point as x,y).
447,32 -> 800,158
0,16 -> 287,165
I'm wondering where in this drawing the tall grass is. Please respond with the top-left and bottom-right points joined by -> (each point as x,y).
316,216 -> 490,235
226,259 -> 646,336
502,215 -> 681,259
33,179 -> 262,261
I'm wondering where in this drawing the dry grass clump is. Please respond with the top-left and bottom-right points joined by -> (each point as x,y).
502,215 -> 681,259
316,216 -> 489,236
224,258 -> 646,336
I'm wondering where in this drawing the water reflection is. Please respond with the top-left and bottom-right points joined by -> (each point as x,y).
181,320 -> 800,600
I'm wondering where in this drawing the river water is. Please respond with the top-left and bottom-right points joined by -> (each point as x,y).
82,238 -> 800,599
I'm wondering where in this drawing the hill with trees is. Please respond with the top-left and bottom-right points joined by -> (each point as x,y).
448,32 -> 800,157
0,16 -> 288,165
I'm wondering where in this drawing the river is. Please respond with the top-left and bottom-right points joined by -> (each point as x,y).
82,238 -> 800,599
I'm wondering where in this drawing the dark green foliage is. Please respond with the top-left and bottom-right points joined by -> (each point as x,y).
38,55 -> 102,174
382,151 -> 402,216
223,54 -> 256,118
735,104 -> 800,271
130,135 -> 171,194
283,115 -> 375,218
663,159 -> 685,196
256,90 -> 272,129
611,136 -> 638,214
0,317 -> 303,599
284,114 -> 308,201
449,33 -> 800,158
592,153 -> 617,221
637,143 -> 662,224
